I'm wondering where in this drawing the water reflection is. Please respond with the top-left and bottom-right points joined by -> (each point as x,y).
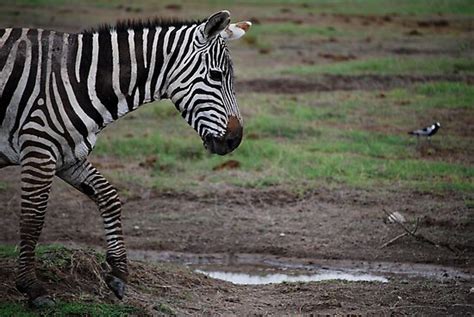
195,269 -> 389,285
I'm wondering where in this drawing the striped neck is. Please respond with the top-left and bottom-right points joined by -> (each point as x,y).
76,24 -> 199,128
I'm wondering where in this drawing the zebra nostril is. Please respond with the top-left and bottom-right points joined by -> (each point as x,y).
226,135 -> 241,151
226,138 -> 234,149
204,132 -> 242,155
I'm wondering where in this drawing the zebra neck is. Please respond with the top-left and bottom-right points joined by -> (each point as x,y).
79,26 -> 192,129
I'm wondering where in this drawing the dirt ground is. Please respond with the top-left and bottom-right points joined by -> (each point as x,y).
1,250 -> 472,316
1,165 -> 473,268
1,165 -> 473,315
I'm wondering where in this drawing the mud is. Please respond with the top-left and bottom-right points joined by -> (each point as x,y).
1,166 -> 472,268
1,247 -> 472,315
127,249 -> 473,282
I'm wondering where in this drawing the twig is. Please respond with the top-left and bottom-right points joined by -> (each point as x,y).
380,232 -> 408,249
389,305 -> 447,311
381,209 -> 458,253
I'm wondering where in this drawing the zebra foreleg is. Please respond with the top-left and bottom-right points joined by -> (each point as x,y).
16,155 -> 56,307
57,160 -> 128,299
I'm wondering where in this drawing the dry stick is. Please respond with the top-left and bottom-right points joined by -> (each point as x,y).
381,209 -> 420,248
381,209 -> 458,253
381,215 -> 420,249
380,232 -> 408,249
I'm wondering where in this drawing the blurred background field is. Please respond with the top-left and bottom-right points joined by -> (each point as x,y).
2,0 -> 472,193
0,0 -> 473,315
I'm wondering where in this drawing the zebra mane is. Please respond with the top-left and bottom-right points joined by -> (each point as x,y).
84,17 -> 205,34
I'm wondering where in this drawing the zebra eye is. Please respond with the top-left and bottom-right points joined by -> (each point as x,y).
209,70 -> 223,82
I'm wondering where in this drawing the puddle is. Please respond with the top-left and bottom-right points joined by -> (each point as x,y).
53,242 -> 474,286
195,269 -> 388,285
127,249 -> 473,283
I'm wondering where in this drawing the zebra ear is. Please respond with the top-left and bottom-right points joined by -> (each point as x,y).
220,21 -> 252,41
204,10 -> 231,40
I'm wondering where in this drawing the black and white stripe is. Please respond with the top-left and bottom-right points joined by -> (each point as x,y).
0,10 -> 249,305
408,122 -> 441,137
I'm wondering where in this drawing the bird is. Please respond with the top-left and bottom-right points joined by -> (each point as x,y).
409,122 -> 441,137
408,122 -> 441,144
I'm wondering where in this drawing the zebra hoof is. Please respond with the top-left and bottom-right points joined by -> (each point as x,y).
105,274 -> 126,299
30,295 -> 55,308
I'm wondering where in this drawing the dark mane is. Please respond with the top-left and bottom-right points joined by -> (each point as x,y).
84,17 -> 205,34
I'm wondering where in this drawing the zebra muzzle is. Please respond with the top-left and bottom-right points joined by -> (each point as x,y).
204,117 -> 242,155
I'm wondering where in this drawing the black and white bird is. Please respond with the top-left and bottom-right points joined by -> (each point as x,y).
408,122 -> 441,138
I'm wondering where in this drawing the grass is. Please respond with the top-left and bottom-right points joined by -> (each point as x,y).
335,0 -> 474,15
1,0 -> 472,193
0,244 -> 74,259
251,23 -> 341,37
251,0 -> 474,16
386,82 -> 474,110
91,80 -> 473,193
7,0 -> 474,16
0,301 -> 138,317
283,57 -> 474,77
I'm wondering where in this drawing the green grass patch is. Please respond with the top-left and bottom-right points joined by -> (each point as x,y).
283,57 -> 474,76
6,0 -> 474,17
0,245 -> 17,258
247,114 -> 321,139
387,81 -> 474,109
0,244 -> 80,260
207,0 -> 474,16
0,302 -> 138,317
280,0 -> 474,16
92,87 -> 473,193
252,23 -> 340,37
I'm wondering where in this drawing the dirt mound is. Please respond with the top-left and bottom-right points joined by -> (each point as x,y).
237,75 -> 474,93
0,247 -> 110,303
0,246 -> 215,315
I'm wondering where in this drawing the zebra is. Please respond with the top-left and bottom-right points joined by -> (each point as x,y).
0,10 -> 251,307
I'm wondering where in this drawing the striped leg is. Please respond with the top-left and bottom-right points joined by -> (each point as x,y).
16,154 -> 56,307
57,159 -> 128,299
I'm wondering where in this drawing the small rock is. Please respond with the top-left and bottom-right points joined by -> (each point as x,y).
225,297 -> 240,303
279,233 -> 286,237
133,225 -> 140,230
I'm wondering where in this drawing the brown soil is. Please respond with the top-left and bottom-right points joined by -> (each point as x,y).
1,165 -> 473,315
237,74 -> 474,94
1,248 -> 472,316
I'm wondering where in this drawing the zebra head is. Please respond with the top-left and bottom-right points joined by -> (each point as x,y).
166,11 -> 251,155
